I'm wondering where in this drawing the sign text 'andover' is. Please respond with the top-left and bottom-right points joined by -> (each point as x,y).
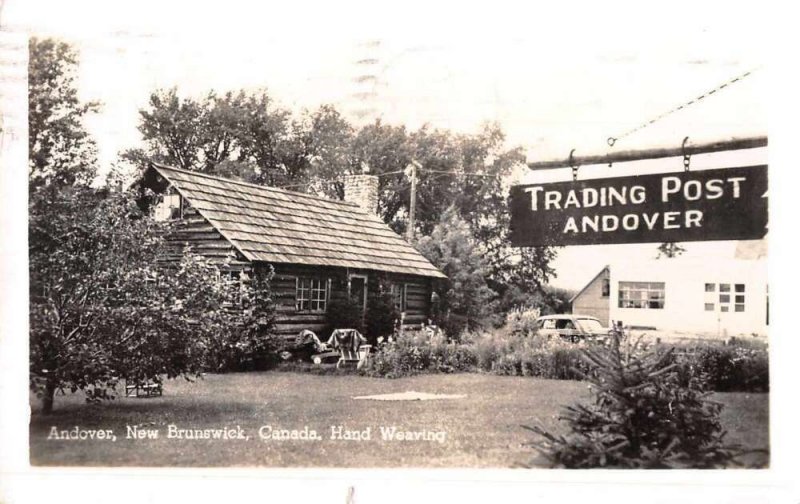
509,165 -> 768,247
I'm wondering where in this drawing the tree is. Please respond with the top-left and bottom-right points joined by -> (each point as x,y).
415,207 -> 496,334
498,283 -> 575,316
27,40 -> 277,413
349,120 -> 414,232
125,88 -> 242,174
199,267 -> 280,372
29,188 -> 208,412
657,242 -> 686,258
525,334 -> 741,468
348,120 -> 557,300
302,105 -> 356,199
125,88 -> 305,186
132,88 -> 207,172
125,90 -> 558,316
28,37 -> 99,191
28,186 -> 272,413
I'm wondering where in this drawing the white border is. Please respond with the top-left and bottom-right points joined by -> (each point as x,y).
3,2 -> 800,502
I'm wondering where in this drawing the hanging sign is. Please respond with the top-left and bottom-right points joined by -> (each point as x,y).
509,165 -> 768,247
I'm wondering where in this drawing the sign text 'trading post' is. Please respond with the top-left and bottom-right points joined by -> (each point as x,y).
509,165 -> 768,246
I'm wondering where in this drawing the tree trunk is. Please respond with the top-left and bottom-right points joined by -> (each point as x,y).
42,378 -> 56,415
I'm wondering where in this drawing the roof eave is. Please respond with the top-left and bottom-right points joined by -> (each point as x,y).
569,265 -> 609,304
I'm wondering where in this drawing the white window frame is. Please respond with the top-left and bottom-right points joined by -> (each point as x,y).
154,189 -> 183,221
391,283 -> 408,313
296,277 -> 330,313
618,281 -> 665,309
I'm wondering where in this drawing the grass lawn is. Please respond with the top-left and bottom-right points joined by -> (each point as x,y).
29,372 -> 769,468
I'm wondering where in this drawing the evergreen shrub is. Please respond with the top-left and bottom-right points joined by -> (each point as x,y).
524,334 -> 747,468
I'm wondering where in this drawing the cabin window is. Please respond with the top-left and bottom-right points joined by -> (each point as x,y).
297,277 -> 329,312
601,278 -> 610,297
391,283 -> 407,312
618,281 -> 665,309
154,191 -> 183,221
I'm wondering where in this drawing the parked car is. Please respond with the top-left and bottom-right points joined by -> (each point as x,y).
534,314 -> 609,343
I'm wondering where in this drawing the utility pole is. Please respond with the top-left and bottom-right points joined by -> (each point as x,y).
405,160 -> 420,242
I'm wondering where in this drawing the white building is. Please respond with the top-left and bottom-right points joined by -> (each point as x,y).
571,256 -> 768,337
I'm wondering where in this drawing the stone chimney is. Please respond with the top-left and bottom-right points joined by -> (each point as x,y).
344,167 -> 379,215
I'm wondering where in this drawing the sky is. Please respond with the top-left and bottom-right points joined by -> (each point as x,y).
4,0 -> 769,290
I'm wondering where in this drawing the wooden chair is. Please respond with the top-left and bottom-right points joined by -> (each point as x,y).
337,344 -> 372,369
327,329 -> 371,369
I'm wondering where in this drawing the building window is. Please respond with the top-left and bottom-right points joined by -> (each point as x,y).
601,278 -> 610,297
297,277 -> 329,312
391,283 -> 407,312
705,282 -> 745,313
618,281 -> 665,309
154,191 -> 183,221
735,284 -> 745,312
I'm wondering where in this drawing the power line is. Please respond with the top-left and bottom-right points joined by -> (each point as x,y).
274,168 -> 407,190
423,170 -> 497,177
274,167 -> 499,190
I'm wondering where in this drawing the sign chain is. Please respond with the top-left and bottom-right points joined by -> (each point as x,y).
682,136 -> 691,172
569,149 -> 579,181
607,67 -> 760,147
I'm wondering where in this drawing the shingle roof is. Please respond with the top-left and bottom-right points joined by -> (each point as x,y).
150,164 -> 446,279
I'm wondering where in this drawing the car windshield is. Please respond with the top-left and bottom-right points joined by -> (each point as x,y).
576,318 -> 604,333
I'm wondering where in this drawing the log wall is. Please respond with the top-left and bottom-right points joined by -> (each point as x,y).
262,263 -> 433,341
161,207 -> 250,270
159,203 -> 434,343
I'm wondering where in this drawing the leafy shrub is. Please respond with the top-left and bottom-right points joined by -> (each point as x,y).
365,291 -> 400,345
197,268 -> 282,372
296,320 -> 767,394
430,340 -> 478,373
666,341 -> 769,392
361,330 -> 470,378
468,331 -> 512,371
415,207 -> 497,333
550,348 -> 590,380
524,335 -> 746,468
504,307 -> 541,337
363,334 -> 429,378
361,328 -> 594,380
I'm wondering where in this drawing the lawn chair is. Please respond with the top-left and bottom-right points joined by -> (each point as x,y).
124,378 -> 163,398
327,328 -> 371,369
296,329 -> 339,365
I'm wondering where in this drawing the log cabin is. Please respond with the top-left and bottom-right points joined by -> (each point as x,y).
136,163 -> 446,341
